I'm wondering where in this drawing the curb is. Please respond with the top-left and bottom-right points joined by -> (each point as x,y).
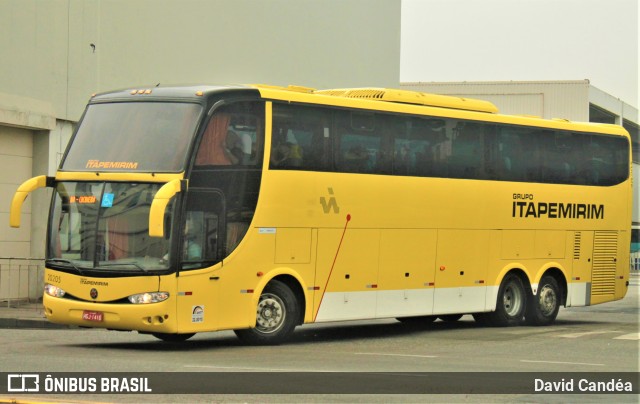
0,317 -> 72,329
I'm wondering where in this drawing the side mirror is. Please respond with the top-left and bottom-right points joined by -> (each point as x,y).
10,176 -> 54,228
149,179 -> 187,238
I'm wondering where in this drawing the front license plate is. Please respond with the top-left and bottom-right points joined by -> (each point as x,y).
82,310 -> 104,322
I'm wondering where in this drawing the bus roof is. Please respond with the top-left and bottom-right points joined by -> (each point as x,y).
252,84 -> 499,114
86,84 -> 629,138
252,84 -> 630,138
89,85 -> 256,103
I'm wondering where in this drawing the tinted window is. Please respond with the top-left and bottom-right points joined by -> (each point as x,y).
269,102 -> 629,186
271,103 -> 332,170
63,102 -> 202,172
335,110 -> 387,174
195,102 -> 264,167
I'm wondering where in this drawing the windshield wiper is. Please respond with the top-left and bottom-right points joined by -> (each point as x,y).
96,262 -> 149,273
47,258 -> 84,274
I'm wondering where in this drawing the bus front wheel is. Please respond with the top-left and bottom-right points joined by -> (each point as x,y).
234,280 -> 299,345
525,275 -> 560,326
487,273 -> 526,326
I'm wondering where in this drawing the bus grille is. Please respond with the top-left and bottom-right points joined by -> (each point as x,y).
591,231 -> 617,296
573,232 -> 581,260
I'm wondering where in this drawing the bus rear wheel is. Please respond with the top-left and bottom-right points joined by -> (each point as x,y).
525,275 -> 560,326
486,273 -> 526,326
234,280 -> 299,345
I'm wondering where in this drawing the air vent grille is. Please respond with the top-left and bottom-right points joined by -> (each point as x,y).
314,88 -> 499,113
573,232 -> 581,260
591,231 -> 617,296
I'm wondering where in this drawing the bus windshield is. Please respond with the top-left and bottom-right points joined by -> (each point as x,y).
48,182 -> 174,272
62,102 -> 202,172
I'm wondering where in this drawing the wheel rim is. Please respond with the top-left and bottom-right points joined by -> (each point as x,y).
503,282 -> 523,317
256,293 -> 286,334
538,284 -> 557,317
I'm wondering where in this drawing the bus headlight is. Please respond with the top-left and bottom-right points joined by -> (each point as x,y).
127,292 -> 170,304
44,283 -> 66,298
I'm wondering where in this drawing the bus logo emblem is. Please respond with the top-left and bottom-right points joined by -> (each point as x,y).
320,188 -> 340,214
90,288 -> 98,299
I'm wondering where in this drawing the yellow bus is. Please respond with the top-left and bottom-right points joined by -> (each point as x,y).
10,84 -> 632,344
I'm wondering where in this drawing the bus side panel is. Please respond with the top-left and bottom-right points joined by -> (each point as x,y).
314,228 -> 379,322
175,267 -> 219,333
433,229 -> 496,315
616,229 -> 630,300
376,229 -> 437,318
275,227 -> 317,323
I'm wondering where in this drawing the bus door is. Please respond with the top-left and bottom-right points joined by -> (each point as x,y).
175,189 -> 225,332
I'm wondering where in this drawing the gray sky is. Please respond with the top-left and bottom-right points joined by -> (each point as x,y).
401,0 -> 639,108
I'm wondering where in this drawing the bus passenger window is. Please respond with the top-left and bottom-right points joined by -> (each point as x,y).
449,122 -> 482,179
271,128 -> 304,168
183,214 -> 203,261
181,191 -> 225,270
195,103 -> 263,168
195,113 -> 234,165
225,129 -> 250,165
271,103 -> 332,171
342,143 -> 372,172
335,110 -> 382,174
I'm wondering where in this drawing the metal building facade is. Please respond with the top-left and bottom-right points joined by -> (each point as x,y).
0,0 -> 402,301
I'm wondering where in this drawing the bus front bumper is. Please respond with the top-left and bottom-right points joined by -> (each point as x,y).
43,294 -> 178,333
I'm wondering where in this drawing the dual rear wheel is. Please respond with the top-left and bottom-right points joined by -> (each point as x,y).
474,273 -> 561,327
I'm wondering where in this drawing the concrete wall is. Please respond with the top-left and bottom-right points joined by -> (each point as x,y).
1,0 -> 400,261
0,0 -> 401,268
1,0 -> 401,122
0,125 -> 33,259
0,0 -> 401,299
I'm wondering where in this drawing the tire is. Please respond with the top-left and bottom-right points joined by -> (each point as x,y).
152,333 -> 195,342
486,273 -> 526,326
472,313 -> 489,326
439,314 -> 463,322
234,280 -> 299,345
525,275 -> 561,326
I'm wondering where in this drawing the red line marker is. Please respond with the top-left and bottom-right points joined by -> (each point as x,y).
314,214 -> 351,322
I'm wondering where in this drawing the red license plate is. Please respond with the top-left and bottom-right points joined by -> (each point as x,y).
82,310 -> 104,322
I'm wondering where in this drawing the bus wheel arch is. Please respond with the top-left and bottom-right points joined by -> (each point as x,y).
525,268 -> 566,326
269,274 -> 306,326
234,276 -> 304,345
485,269 -> 528,327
